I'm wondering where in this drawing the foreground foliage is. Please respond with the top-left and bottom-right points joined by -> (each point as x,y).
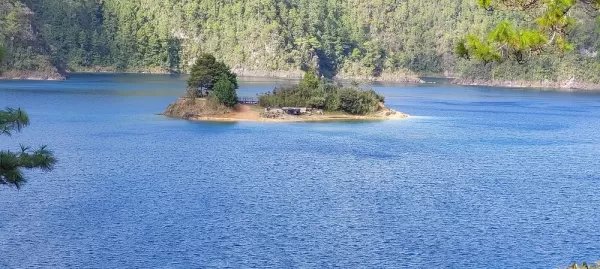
568,262 -> 600,269
0,108 -> 56,189
2,35 -> 57,187
259,71 -> 384,115
459,0 -> 600,63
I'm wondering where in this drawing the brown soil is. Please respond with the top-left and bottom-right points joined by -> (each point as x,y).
163,98 -> 409,122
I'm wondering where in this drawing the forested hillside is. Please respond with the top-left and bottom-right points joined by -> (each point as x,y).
1,0 -> 599,84
0,0 -> 63,79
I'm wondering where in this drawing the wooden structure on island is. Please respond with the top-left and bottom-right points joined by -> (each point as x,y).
238,97 -> 259,105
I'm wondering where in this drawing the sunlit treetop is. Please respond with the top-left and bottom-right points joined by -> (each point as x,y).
458,0 -> 600,63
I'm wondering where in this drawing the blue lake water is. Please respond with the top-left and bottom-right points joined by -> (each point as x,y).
1,74 -> 600,268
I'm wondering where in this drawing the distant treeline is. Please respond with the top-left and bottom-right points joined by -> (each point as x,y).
1,0 -> 599,83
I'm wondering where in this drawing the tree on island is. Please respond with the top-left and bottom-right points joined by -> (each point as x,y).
457,0 -> 599,63
0,50 -> 56,189
299,69 -> 321,90
187,53 -> 238,99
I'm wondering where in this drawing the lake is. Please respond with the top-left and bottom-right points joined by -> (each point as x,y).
1,74 -> 600,268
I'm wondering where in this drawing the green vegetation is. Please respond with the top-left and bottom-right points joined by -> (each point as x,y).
1,0 -> 599,84
211,76 -> 238,108
1,44 -> 57,186
0,0 -> 60,77
455,0 -> 600,84
0,44 -> 5,77
0,108 -> 56,189
459,0 -> 599,63
0,45 -> 4,74
259,71 -> 384,115
187,54 -> 238,97
186,54 -> 238,107
0,45 -> 5,64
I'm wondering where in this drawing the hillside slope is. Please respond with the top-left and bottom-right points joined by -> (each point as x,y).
0,0 -> 64,79
2,0 -> 599,85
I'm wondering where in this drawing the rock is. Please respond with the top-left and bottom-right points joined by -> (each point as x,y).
164,98 -> 231,119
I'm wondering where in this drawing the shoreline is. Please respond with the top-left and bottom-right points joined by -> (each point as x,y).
3,70 -> 600,91
0,70 -> 66,81
1,69 -> 424,84
451,78 -> 600,91
70,67 -> 425,84
174,112 -> 410,123
163,98 -> 409,123
174,114 -> 409,123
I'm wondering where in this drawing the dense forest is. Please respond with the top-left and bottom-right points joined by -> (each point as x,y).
0,0 -> 599,84
0,0 -> 61,78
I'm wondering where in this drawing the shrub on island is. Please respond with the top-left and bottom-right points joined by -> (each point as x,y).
258,71 -> 385,115
211,75 -> 238,108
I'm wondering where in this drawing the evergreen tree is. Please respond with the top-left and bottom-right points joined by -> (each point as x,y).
187,54 -> 237,98
459,0 -> 600,62
211,76 -> 238,107
299,69 -> 321,90
1,6 -> 57,189
1,108 -> 57,189
0,45 -> 5,63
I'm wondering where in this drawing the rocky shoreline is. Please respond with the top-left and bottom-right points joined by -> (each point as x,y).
452,78 -> 600,91
4,69 -> 600,91
3,66 -> 423,84
232,68 -> 424,83
0,70 -> 66,81
164,98 -> 409,123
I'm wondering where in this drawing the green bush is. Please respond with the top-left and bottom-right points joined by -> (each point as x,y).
338,88 -> 380,115
0,45 -> 4,75
211,76 -> 238,107
5,0 -> 600,84
299,70 -> 320,89
308,96 -> 326,108
258,72 -> 382,115
324,93 -> 341,111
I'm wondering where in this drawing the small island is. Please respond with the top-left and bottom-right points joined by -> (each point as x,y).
164,54 -> 408,122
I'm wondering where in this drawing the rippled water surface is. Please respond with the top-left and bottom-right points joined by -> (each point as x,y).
1,74 -> 600,268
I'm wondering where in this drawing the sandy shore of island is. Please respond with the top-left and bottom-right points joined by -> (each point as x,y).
163,98 -> 409,123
